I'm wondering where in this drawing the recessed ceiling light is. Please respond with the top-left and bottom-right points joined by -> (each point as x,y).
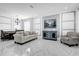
77,8 -> 79,10
30,5 -> 34,8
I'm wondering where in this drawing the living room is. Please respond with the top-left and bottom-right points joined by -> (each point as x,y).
1,3 -> 79,56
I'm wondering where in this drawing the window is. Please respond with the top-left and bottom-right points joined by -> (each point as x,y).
24,21 -> 30,31
33,18 -> 41,35
61,12 -> 75,35
0,17 -> 11,30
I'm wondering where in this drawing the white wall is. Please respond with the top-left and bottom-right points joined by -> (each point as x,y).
32,17 -> 42,36
42,15 -> 57,31
23,18 -> 33,31
22,17 -> 42,36
22,14 -> 61,38
11,10 -> 79,38
59,14 -> 62,39
42,14 -> 60,38
76,11 -> 79,32
11,17 -> 24,31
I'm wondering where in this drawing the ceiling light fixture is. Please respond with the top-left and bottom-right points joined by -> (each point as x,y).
15,17 -> 19,25
30,5 -> 34,8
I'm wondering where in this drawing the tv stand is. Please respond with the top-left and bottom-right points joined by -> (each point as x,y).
43,31 -> 57,41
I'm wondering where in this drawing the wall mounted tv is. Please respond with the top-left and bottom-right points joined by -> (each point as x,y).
44,19 -> 56,28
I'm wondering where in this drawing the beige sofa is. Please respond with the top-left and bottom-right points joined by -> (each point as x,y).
61,32 -> 79,47
14,31 -> 37,45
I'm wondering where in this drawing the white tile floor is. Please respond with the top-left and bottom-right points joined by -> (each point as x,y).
0,37 -> 79,56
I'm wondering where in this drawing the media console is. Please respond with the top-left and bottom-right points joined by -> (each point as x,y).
43,31 -> 57,41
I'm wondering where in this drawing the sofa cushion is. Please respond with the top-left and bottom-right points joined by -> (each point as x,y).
16,31 -> 24,34
16,31 -> 36,36
32,32 -> 36,34
29,32 -> 33,35
23,31 -> 30,36
67,32 -> 79,37
29,32 -> 36,35
76,33 -> 79,37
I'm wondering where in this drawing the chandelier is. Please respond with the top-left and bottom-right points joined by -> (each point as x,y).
15,17 -> 20,25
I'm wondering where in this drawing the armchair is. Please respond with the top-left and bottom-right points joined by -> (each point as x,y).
60,32 -> 79,47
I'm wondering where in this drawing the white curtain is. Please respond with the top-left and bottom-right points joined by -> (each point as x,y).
24,21 -> 30,31
62,12 -> 75,35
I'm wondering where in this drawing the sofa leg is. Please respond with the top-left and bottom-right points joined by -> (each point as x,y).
68,44 -> 78,47
14,41 -> 16,44
68,45 -> 72,47
60,41 -> 63,43
75,44 -> 78,46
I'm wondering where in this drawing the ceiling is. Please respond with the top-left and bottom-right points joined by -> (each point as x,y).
0,3 -> 79,19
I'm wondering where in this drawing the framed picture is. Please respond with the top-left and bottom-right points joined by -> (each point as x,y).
44,19 -> 56,28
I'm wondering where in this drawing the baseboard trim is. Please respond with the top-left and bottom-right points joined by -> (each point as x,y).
44,38 -> 57,41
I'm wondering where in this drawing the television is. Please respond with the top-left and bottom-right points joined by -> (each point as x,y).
44,19 -> 56,28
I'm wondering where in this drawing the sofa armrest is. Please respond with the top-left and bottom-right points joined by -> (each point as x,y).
70,37 -> 79,40
66,37 -> 79,43
61,35 -> 67,37
61,36 -> 69,40
34,33 -> 38,36
13,34 -> 24,42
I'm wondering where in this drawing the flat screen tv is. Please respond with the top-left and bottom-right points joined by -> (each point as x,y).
44,19 -> 56,28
